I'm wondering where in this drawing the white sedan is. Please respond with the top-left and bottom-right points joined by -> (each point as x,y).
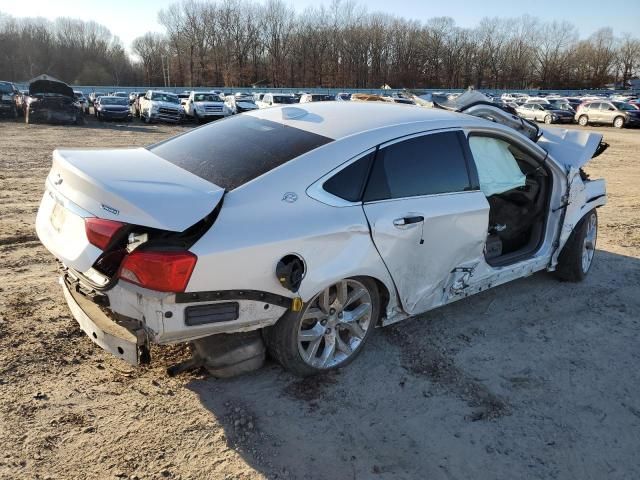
36,99 -> 606,376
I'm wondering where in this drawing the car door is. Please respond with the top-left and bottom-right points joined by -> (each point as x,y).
602,102 -> 616,124
362,130 -> 489,315
588,103 -> 602,122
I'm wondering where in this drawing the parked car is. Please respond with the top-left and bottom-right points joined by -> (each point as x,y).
131,92 -> 146,117
128,92 -> 140,105
94,96 -> 132,122
16,89 -> 29,115
183,91 -> 230,123
24,75 -> 82,124
176,92 -> 190,115
139,90 -> 182,123
335,93 -> 352,101
299,93 -> 334,103
224,93 -> 259,114
516,103 -> 574,124
575,101 -> 640,128
88,92 -> 106,107
257,93 -> 298,108
35,99 -> 607,376
0,80 -> 21,118
74,91 -> 89,114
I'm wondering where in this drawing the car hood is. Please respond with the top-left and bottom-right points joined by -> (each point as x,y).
538,128 -> 605,169
29,77 -> 74,98
100,104 -> 129,111
153,101 -> 181,109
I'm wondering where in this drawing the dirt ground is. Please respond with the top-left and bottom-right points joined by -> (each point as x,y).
0,114 -> 639,480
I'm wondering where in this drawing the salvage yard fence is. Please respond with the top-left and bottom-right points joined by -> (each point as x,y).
13,84 -> 639,97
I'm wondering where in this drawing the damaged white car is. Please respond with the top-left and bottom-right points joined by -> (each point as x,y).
36,95 -> 607,376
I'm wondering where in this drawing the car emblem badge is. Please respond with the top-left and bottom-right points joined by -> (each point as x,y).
101,204 -> 119,215
282,192 -> 298,203
53,174 -> 63,186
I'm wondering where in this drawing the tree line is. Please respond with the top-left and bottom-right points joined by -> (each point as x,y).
1,1 -> 639,90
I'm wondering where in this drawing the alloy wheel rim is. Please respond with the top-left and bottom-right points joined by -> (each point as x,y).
297,279 -> 372,369
581,214 -> 597,273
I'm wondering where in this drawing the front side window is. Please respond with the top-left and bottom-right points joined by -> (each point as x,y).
363,131 -> 472,201
468,136 -> 526,197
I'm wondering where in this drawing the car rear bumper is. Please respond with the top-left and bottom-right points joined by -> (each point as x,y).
61,274 -> 149,365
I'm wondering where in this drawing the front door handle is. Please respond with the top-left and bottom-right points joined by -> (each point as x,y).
393,215 -> 424,227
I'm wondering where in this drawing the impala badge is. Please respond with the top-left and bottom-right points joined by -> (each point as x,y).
101,204 -> 119,215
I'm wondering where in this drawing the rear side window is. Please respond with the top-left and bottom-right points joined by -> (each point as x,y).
323,152 -> 374,202
149,115 -> 332,190
363,131 -> 472,201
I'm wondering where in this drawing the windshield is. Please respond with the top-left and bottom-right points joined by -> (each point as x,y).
152,93 -> 179,103
100,97 -> 128,105
0,83 -> 14,94
149,115 -> 333,190
194,93 -> 220,102
273,96 -> 297,104
74,92 -> 84,99
613,102 -> 636,111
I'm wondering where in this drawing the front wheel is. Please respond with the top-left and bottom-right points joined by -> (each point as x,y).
264,277 -> 380,376
613,116 -> 625,129
544,114 -> 553,124
555,210 -> 598,282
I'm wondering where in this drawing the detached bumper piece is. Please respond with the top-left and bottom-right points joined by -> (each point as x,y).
61,276 -> 150,365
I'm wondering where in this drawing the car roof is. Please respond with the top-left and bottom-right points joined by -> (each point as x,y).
247,101 -> 479,140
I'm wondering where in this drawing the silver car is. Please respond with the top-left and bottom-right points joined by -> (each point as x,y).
35,100 -> 606,376
516,102 -> 575,124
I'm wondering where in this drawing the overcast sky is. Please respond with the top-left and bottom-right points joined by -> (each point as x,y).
0,0 -> 637,52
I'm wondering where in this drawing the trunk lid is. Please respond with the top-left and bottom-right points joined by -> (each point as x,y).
36,147 -> 224,273
49,147 -> 224,231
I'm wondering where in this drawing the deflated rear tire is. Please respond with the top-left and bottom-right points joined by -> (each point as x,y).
555,209 -> 597,282
264,277 -> 379,376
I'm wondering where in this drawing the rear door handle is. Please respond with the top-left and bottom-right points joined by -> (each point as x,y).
393,215 -> 424,227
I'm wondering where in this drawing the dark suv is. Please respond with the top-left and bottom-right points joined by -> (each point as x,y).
0,81 -> 20,118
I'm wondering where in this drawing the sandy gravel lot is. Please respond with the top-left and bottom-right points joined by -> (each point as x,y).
0,116 -> 639,480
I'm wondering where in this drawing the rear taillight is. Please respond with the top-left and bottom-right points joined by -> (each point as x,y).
85,218 -> 124,250
118,251 -> 197,293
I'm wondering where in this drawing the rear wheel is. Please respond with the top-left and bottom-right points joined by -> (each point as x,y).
555,209 -> 597,282
264,277 -> 379,376
578,115 -> 589,127
613,116 -> 625,129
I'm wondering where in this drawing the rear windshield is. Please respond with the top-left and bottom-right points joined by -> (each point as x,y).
148,115 -> 333,190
